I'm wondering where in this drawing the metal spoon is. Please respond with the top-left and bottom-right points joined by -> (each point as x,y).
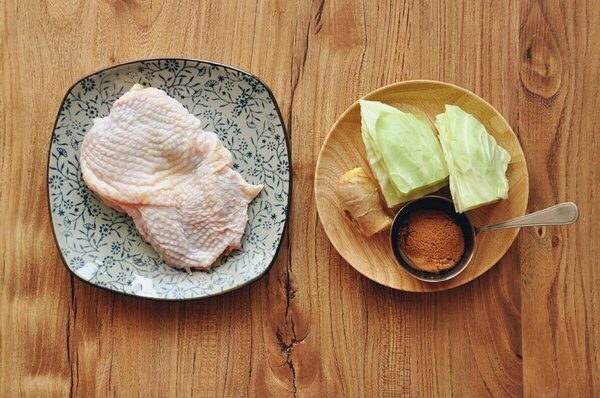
390,196 -> 579,283
475,202 -> 578,232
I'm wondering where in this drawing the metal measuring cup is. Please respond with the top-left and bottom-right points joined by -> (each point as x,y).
390,196 -> 579,283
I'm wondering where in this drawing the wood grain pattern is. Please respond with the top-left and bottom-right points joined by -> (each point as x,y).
0,0 -> 596,396
315,80 -> 529,292
518,0 -> 600,396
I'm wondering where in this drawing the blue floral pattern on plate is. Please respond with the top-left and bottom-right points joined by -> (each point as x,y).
48,59 -> 290,300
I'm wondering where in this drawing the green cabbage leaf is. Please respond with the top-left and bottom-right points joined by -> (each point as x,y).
360,100 -> 449,207
435,105 -> 511,213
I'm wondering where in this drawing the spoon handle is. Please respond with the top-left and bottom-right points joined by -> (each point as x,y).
476,202 -> 579,232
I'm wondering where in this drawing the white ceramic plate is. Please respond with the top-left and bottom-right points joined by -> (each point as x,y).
48,59 -> 291,300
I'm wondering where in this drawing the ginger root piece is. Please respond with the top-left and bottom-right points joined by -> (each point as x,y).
337,168 -> 392,237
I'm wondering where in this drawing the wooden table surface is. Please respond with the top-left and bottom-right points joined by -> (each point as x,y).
1,1 -> 598,396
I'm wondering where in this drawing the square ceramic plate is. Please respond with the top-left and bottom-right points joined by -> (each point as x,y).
48,58 -> 291,300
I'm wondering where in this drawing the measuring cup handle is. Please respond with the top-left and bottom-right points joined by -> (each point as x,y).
476,202 -> 579,232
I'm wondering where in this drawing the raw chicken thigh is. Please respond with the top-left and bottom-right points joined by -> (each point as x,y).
80,84 -> 263,271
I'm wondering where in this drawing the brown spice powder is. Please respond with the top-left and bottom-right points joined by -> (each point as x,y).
399,209 -> 465,273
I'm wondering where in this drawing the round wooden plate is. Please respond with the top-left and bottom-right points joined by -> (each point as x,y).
315,80 -> 529,292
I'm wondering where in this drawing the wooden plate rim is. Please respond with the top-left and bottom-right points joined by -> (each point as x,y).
315,79 -> 529,292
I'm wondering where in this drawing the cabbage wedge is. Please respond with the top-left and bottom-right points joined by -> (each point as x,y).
435,105 -> 511,213
360,100 -> 449,207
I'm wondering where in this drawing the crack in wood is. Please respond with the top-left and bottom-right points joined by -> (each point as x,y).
286,11 -> 310,142
66,275 -> 76,398
66,312 -> 72,398
273,14 -> 312,396
315,0 -> 325,34
275,321 -> 307,397
284,265 -> 297,317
